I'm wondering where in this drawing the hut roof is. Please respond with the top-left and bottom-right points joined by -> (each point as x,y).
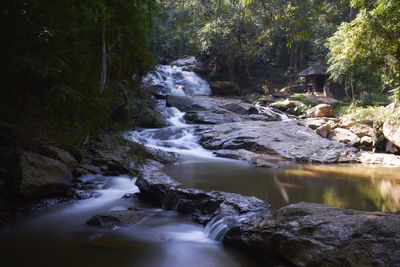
297,62 -> 329,77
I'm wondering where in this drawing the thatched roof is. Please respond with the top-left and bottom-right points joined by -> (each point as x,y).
297,62 -> 329,77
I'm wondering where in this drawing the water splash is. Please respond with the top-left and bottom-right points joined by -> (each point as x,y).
142,58 -> 211,96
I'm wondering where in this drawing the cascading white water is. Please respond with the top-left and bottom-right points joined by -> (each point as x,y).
142,56 -> 211,96
129,57 -> 216,159
204,213 -> 250,241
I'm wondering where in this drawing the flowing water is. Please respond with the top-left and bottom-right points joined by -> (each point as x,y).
0,176 -> 258,267
2,57 -> 400,266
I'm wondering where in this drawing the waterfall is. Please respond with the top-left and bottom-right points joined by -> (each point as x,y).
142,56 -> 211,96
128,57 -> 215,159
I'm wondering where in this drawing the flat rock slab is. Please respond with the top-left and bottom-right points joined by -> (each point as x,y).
225,202 -> 400,266
359,152 -> 400,166
86,209 -> 145,229
197,120 -> 358,164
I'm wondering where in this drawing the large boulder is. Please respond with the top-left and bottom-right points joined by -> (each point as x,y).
383,120 -> 400,149
225,202 -> 400,266
328,128 -> 360,146
197,120 -> 358,164
86,209 -> 145,229
166,95 -> 195,112
209,81 -> 241,96
306,104 -> 335,117
18,151 -> 73,198
47,146 -> 79,169
349,123 -> 375,138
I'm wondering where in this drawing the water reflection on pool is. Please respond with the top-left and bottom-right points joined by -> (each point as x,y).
164,161 -> 400,212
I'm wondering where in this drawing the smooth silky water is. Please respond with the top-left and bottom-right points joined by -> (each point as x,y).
0,176 -> 259,267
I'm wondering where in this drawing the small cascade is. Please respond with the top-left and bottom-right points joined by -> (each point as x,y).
142,56 -> 211,96
204,214 -> 249,241
128,57 -> 215,159
161,189 -> 181,211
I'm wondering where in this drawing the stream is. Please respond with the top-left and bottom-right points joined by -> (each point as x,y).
1,57 -> 400,266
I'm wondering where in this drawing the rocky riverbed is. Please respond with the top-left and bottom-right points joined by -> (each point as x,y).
135,159 -> 400,267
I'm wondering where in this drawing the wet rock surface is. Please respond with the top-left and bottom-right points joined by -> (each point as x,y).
224,202 -> 400,267
86,208 -> 145,229
196,120 -> 358,164
136,160 -> 271,224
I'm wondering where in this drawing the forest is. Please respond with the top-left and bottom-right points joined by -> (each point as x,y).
1,1 -> 400,266
1,0 -> 399,145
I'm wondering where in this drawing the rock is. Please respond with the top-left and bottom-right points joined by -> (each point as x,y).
224,202 -> 400,267
145,147 -> 180,164
136,160 -> 271,224
253,96 -> 273,107
220,103 -> 248,115
328,128 -> 360,146
270,100 -> 304,116
303,118 -> 329,130
18,151 -> 73,198
303,117 -> 340,130
166,95 -> 194,112
86,209 -> 145,229
340,118 -> 356,128
136,160 -> 182,199
213,149 -> 256,160
360,136 -> 374,146
383,119 -> 400,149
47,146 -> 79,169
209,81 -> 241,96
306,104 -> 335,117
349,124 -> 375,138
143,85 -> 169,99
359,152 -> 400,166
184,110 -> 243,124
315,124 -> 332,138
247,106 -> 259,115
248,114 -> 278,122
213,149 -> 282,168
197,120 -> 358,164
386,141 -> 399,154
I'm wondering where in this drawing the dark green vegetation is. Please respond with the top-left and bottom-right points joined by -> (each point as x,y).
1,0 -> 399,147
0,0 -> 160,148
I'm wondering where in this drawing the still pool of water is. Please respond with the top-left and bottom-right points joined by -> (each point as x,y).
164,161 -> 400,212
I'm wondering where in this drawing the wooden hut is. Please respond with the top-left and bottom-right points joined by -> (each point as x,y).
297,62 -> 329,94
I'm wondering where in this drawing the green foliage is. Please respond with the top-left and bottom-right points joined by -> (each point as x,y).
289,94 -> 319,107
0,0 -> 160,145
136,106 -> 157,128
158,0 -> 352,87
327,0 -> 400,103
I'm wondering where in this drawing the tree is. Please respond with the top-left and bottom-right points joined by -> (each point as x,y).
0,0 -> 159,142
327,0 -> 400,102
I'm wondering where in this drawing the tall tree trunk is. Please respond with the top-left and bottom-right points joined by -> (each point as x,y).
99,23 -> 107,93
